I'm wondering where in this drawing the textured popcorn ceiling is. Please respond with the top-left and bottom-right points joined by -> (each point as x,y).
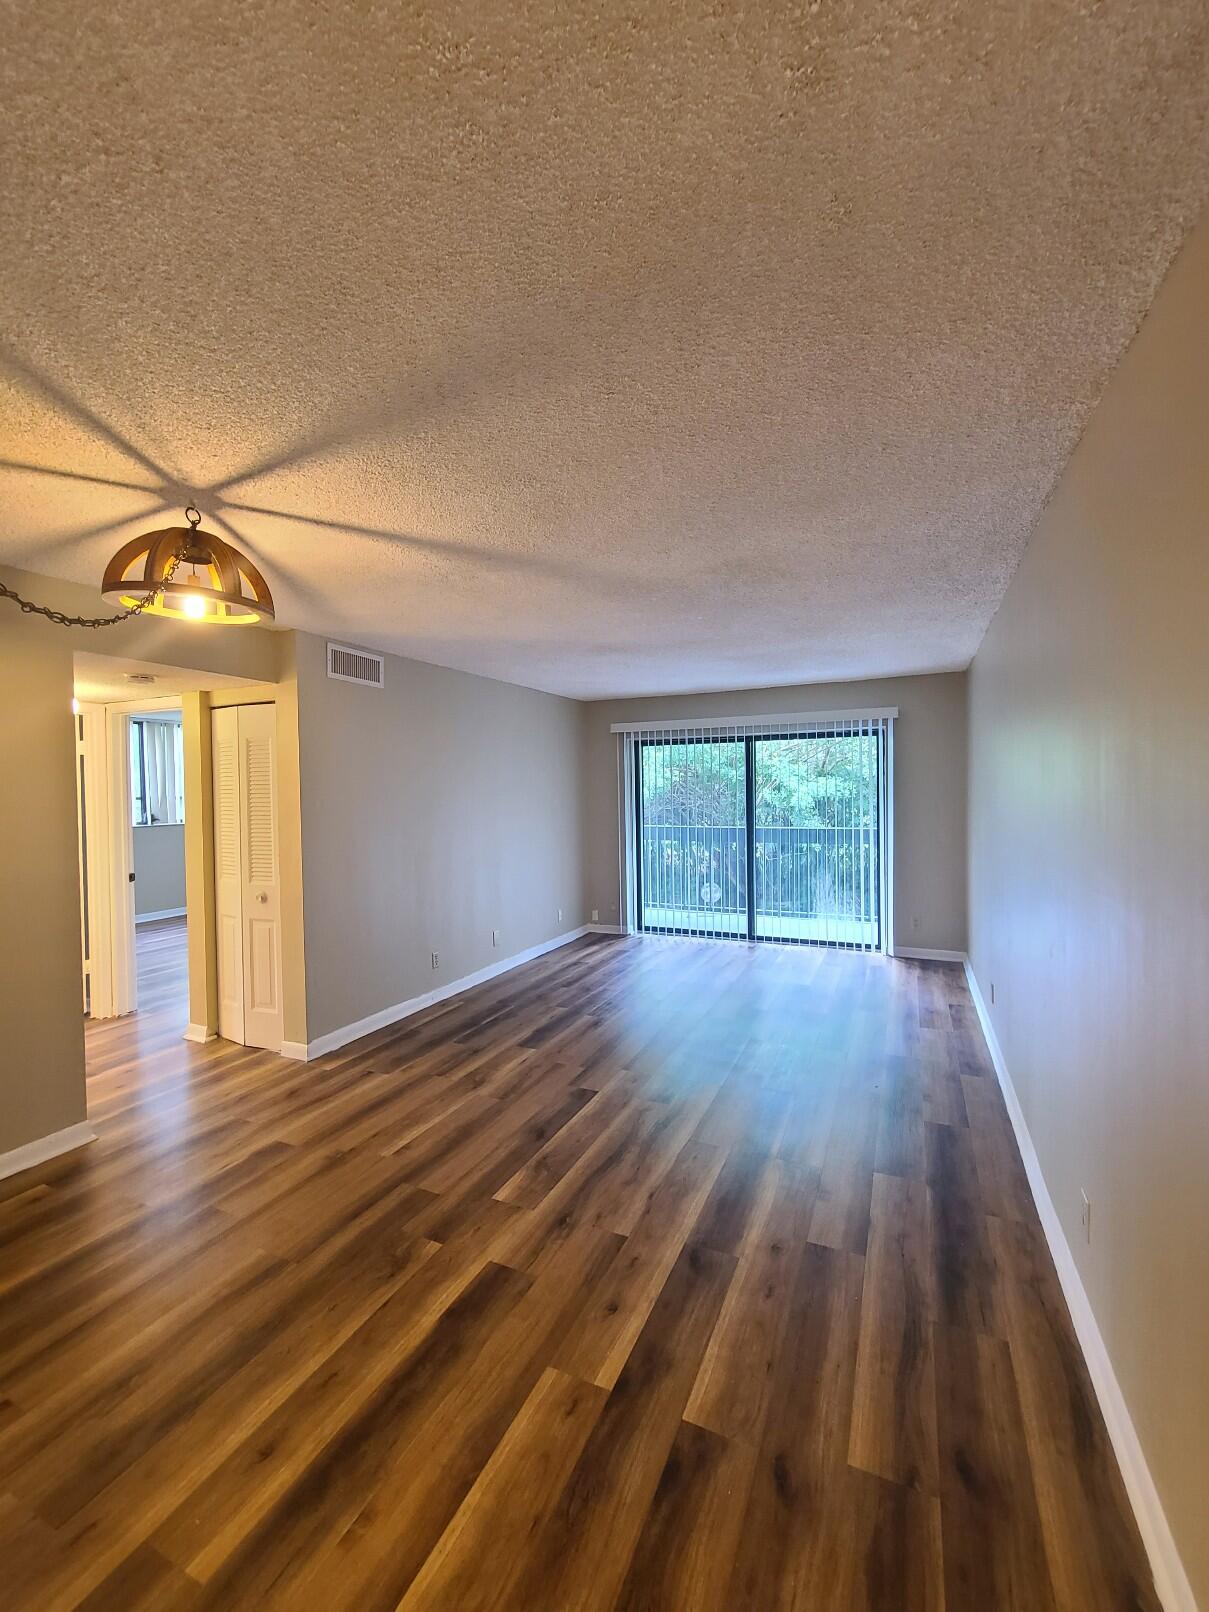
2,2 -> 1207,698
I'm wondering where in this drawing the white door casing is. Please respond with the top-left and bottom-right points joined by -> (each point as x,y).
212,706 -> 245,1043
75,707 -> 91,1012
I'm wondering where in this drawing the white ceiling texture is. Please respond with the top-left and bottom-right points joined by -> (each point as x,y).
2,0 -> 1207,696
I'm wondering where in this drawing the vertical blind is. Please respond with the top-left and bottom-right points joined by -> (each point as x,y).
131,717 -> 185,826
617,710 -> 893,953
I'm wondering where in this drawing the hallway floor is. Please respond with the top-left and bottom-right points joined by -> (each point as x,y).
133,914 -> 188,1017
2,935 -> 1155,1609
85,917 -> 189,1082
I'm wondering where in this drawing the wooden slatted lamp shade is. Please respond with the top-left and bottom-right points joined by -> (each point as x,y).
101,509 -> 274,625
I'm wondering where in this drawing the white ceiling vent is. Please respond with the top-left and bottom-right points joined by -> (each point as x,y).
327,642 -> 384,688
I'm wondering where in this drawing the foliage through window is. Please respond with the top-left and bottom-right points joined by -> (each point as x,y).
130,717 -> 185,826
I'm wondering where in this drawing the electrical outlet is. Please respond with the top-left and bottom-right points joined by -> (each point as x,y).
558,908 -> 563,923
431,951 -> 439,970
591,909 -> 599,923
492,929 -> 499,947
1080,1189 -> 1091,1244
911,915 -> 921,932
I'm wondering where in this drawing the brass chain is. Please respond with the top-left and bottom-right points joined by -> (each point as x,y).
0,507 -> 200,628
0,547 -> 189,628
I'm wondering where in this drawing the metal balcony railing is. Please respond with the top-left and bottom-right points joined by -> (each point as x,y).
639,823 -> 880,923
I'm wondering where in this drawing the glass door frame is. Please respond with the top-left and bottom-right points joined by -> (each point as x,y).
632,724 -> 886,951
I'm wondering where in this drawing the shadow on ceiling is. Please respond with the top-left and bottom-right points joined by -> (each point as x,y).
0,341 -> 632,604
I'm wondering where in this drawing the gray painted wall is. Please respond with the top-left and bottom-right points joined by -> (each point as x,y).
0,626 -> 86,1155
968,211 -> 1209,1603
294,634 -> 587,1043
133,824 -> 186,916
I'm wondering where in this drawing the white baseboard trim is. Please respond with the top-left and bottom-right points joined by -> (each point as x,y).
893,945 -> 968,962
182,1022 -> 216,1044
0,1121 -> 97,1184
282,924 -> 596,1062
136,906 -> 187,924
964,961 -> 1194,1612
586,923 -> 625,935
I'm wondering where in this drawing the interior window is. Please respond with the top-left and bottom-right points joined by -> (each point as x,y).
130,717 -> 185,826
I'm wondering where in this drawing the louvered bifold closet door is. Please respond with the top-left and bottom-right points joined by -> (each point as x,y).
621,709 -> 891,952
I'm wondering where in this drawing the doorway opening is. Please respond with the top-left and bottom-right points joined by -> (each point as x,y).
130,709 -> 188,1032
71,652 -> 268,1086
74,694 -> 190,1044
626,714 -> 893,951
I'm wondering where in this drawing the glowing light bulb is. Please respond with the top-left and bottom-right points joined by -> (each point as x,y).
182,589 -> 207,619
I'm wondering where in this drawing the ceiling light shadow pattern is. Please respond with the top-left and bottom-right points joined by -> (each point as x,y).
206,507 -> 333,614
1,336 -> 634,606
0,345 -> 197,563
3,502 -> 173,567
205,281 -> 651,501
0,458 -> 162,496
222,501 -> 633,596
0,343 -> 187,491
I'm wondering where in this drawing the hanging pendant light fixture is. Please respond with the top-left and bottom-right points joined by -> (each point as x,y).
2,504 -> 275,630
101,506 -> 274,625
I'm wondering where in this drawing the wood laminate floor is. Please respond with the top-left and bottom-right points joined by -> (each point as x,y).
0,926 -> 1156,1609
100,916 -> 191,1052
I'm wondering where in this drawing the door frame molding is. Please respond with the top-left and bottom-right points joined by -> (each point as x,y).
75,703 -> 115,1017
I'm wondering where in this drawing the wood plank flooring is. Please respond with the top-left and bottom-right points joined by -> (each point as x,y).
0,923 -> 1158,1609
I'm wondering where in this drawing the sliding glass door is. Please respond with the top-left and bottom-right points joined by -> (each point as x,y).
635,723 -> 883,949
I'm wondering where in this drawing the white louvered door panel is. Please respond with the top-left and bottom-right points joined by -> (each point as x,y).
237,703 -> 283,1051
211,706 -> 245,1043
